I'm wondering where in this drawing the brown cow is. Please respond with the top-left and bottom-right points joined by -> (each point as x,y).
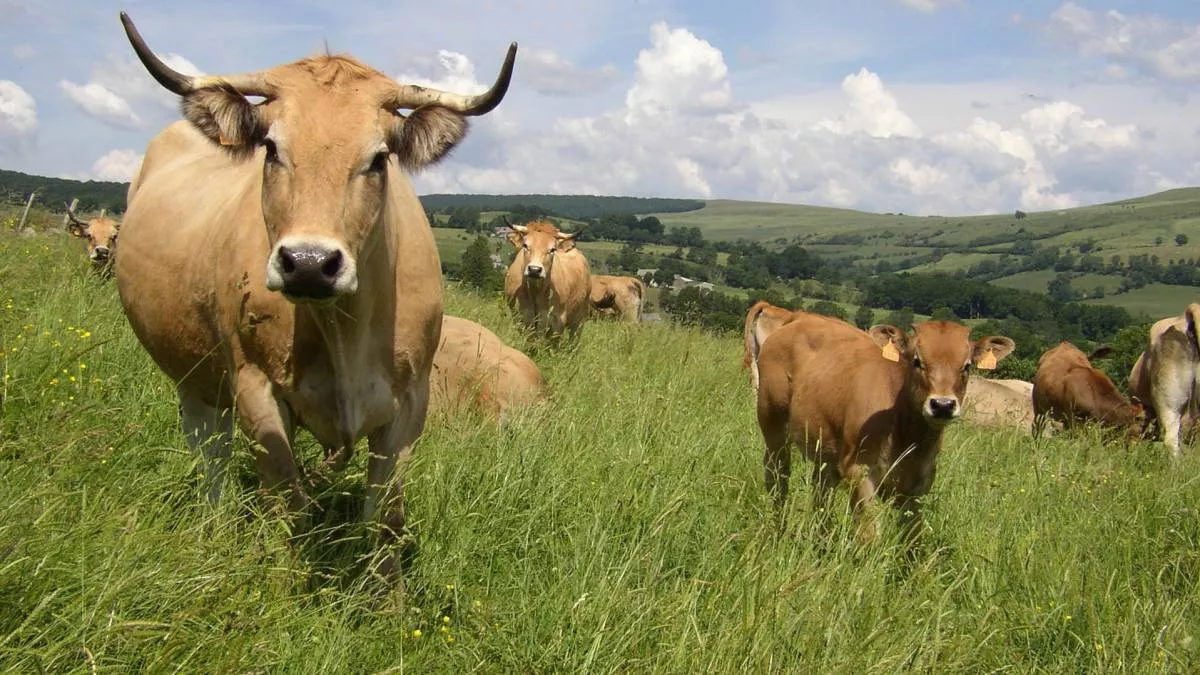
1032,342 -> 1145,438
429,315 -> 545,419
963,376 -> 1037,434
589,274 -> 644,323
64,203 -> 120,276
112,12 -> 516,579
1128,304 -> 1200,456
504,220 -> 590,344
756,314 -> 1014,542
742,300 -> 797,393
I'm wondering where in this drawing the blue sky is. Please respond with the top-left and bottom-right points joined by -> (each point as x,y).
1,0 -> 1198,215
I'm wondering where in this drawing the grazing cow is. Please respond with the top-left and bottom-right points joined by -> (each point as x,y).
504,220 -> 590,344
589,274 -> 644,323
742,300 -> 797,393
429,315 -> 545,419
1032,342 -> 1145,438
112,12 -> 516,578
963,376 -> 1037,434
64,204 -> 120,276
1128,304 -> 1200,456
756,314 -> 1014,542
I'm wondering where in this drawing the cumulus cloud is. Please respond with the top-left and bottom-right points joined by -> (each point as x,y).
91,149 -> 144,182
521,48 -> 618,97
407,21 -> 1163,216
1047,2 -> 1200,83
0,80 -> 37,155
59,80 -> 142,130
894,0 -> 963,13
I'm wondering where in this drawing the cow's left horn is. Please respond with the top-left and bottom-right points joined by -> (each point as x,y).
387,42 -> 518,116
120,11 -> 275,97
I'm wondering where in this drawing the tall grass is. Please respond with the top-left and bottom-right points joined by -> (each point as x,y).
2,232 -> 1199,672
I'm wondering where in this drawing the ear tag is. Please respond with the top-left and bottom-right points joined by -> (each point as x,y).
218,133 -> 235,146
978,350 -> 998,370
881,341 -> 900,362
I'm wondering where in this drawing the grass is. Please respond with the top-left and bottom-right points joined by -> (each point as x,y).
1083,283 -> 1200,320
3,231 -> 1200,671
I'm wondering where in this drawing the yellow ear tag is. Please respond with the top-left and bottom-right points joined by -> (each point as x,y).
881,341 -> 900,362
978,350 -> 998,370
218,133 -> 235,146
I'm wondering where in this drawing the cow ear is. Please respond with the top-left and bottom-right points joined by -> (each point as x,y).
182,85 -> 267,154
68,222 -> 86,238
869,324 -> 908,361
973,336 -> 1015,370
389,106 -> 468,171
556,233 -> 577,252
1088,345 -> 1115,361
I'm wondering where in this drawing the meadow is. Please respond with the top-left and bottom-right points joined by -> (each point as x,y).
3,232 -> 1200,672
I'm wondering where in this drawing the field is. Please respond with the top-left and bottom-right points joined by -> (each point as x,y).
4,232 -> 1200,671
1083,283 -> 1200,320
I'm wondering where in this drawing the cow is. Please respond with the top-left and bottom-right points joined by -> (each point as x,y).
111,12 -> 517,579
64,203 -> 120,276
429,315 -> 545,419
503,220 -> 590,345
1032,342 -> 1145,439
1128,304 -> 1200,456
742,300 -> 797,393
589,274 -> 644,323
756,314 -> 1014,543
962,376 -> 1037,434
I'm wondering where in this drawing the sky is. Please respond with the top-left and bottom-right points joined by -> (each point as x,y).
2,0 -> 1199,216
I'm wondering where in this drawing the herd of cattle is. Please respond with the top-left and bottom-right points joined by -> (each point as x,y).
49,13 -> 1200,578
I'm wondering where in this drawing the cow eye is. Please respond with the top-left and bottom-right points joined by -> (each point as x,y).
263,139 -> 280,164
367,151 -> 388,174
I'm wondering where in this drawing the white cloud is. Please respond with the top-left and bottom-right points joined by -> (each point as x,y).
816,68 -> 922,138
624,22 -> 733,123
1047,2 -> 1200,83
396,50 -> 489,95
12,43 -> 33,60
91,149 -> 144,182
521,48 -> 618,97
0,80 -> 37,155
59,80 -> 142,130
894,0 -> 963,13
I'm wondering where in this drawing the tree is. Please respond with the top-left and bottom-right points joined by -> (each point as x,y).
1047,272 -> 1075,303
809,300 -> 847,321
853,305 -> 875,329
883,307 -> 914,331
930,306 -> 960,323
1155,236 -> 1164,246
1014,209 -> 1027,220
459,236 -> 501,292
1176,233 -> 1189,246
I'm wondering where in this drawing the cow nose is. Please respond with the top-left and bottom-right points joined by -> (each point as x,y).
92,247 -> 110,260
927,397 -> 959,419
276,245 -> 344,298
525,264 -> 544,278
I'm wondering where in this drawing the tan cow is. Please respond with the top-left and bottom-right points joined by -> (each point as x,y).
742,300 -> 797,393
756,314 -> 1014,542
64,204 -> 120,276
1032,342 -> 1145,439
963,376 -> 1037,434
112,12 -> 516,579
1128,303 -> 1200,456
429,315 -> 545,419
504,220 -> 590,344
589,274 -> 644,323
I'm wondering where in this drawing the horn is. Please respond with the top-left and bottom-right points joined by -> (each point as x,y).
63,198 -> 86,229
119,12 -> 275,97
511,224 -> 528,234
386,42 -> 518,115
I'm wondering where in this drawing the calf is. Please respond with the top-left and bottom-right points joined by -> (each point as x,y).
756,314 -> 1014,542
589,274 -> 645,323
963,376 -> 1037,435
1032,342 -> 1145,438
65,206 -> 120,276
742,300 -> 797,393
1128,303 -> 1200,456
504,220 -> 591,344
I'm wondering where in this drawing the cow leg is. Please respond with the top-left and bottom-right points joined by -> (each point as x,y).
1156,371 -> 1194,457
234,371 -> 311,520
178,388 -> 233,504
849,468 -> 880,544
363,389 -> 427,582
761,423 -> 791,510
810,456 -> 840,536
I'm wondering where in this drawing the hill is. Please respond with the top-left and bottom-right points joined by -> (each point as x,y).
0,169 -> 128,214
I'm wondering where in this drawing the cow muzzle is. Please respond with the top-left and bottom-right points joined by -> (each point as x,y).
524,264 -> 544,279
924,396 -> 960,422
266,238 -> 358,301
90,247 -> 110,262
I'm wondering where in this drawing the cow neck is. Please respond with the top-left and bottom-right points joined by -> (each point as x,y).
304,225 -> 389,453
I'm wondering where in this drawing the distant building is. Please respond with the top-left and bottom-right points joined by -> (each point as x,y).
636,268 -> 659,286
671,274 -> 714,293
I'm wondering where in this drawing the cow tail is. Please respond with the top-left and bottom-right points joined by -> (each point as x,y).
743,301 -> 770,372
1186,303 -> 1200,356
633,278 -> 645,321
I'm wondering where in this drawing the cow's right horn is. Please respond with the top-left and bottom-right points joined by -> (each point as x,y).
119,12 -> 274,97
